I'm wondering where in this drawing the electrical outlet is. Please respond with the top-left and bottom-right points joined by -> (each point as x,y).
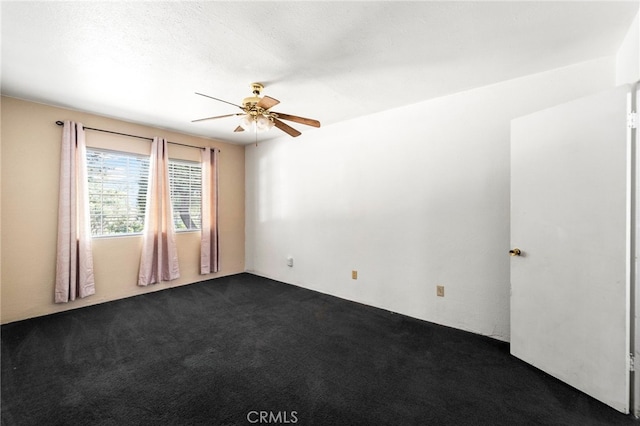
437,285 -> 445,297
352,270 -> 358,280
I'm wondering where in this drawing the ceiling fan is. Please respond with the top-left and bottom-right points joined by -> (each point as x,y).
192,83 -> 321,137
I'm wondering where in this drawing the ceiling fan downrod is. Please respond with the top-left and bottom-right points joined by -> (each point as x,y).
242,83 -> 265,109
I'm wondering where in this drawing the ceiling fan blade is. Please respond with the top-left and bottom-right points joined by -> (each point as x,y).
273,118 -> 301,137
257,96 -> 280,110
195,92 -> 244,110
234,126 -> 245,133
192,113 -> 241,123
272,112 -> 320,128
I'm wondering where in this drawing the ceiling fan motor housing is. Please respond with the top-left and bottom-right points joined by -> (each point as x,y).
242,96 -> 262,109
243,83 -> 265,109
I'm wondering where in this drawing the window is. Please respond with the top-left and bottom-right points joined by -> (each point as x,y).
87,149 -> 202,236
87,148 -> 150,236
169,159 -> 202,231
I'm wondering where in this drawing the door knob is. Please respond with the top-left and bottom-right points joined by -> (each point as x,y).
509,248 -> 522,256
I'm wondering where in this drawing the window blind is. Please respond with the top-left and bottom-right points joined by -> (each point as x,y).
168,159 -> 202,231
86,148 -> 150,236
87,149 -> 202,236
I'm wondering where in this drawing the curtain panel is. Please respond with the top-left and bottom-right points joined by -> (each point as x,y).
138,137 -> 180,285
200,147 -> 219,274
55,121 -> 95,303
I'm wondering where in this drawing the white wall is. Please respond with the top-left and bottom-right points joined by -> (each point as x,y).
616,8 -> 640,85
245,57 -> 615,341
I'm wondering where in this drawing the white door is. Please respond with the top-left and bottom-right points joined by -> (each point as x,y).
510,85 -> 632,413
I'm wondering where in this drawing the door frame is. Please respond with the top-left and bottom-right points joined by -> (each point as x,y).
631,81 -> 639,417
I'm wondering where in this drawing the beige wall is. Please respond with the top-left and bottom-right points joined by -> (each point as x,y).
1,96 -> 245,323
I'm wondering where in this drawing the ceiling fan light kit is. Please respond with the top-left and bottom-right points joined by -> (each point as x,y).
239,113 -> 274,133
192,82 -> 321,139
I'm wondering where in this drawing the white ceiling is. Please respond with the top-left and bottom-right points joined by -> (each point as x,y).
1,1 -> 638,145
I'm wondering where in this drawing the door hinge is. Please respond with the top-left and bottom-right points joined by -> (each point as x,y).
628,112 -> 637,129
630,352 -> 635,372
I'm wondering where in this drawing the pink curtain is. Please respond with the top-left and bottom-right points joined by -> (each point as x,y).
200,147 -> 219,274
55,121 -> 95,303
138,137 -> 180,285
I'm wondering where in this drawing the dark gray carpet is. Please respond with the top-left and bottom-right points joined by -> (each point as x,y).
1,273 -> 636,425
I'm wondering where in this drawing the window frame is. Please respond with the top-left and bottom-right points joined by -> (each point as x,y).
86,147 -> 150,238
86,147 -> 203,238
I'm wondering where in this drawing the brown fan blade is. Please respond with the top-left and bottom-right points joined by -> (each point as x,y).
257,96 -> 280,110
273,118 -> 301,137
192,113 -> 241,123
195,92 -> 244,110
272,112 -> 320,128
234,126 -> 244,133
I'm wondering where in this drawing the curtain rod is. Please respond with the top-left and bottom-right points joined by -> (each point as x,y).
54,121 -> 220,152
